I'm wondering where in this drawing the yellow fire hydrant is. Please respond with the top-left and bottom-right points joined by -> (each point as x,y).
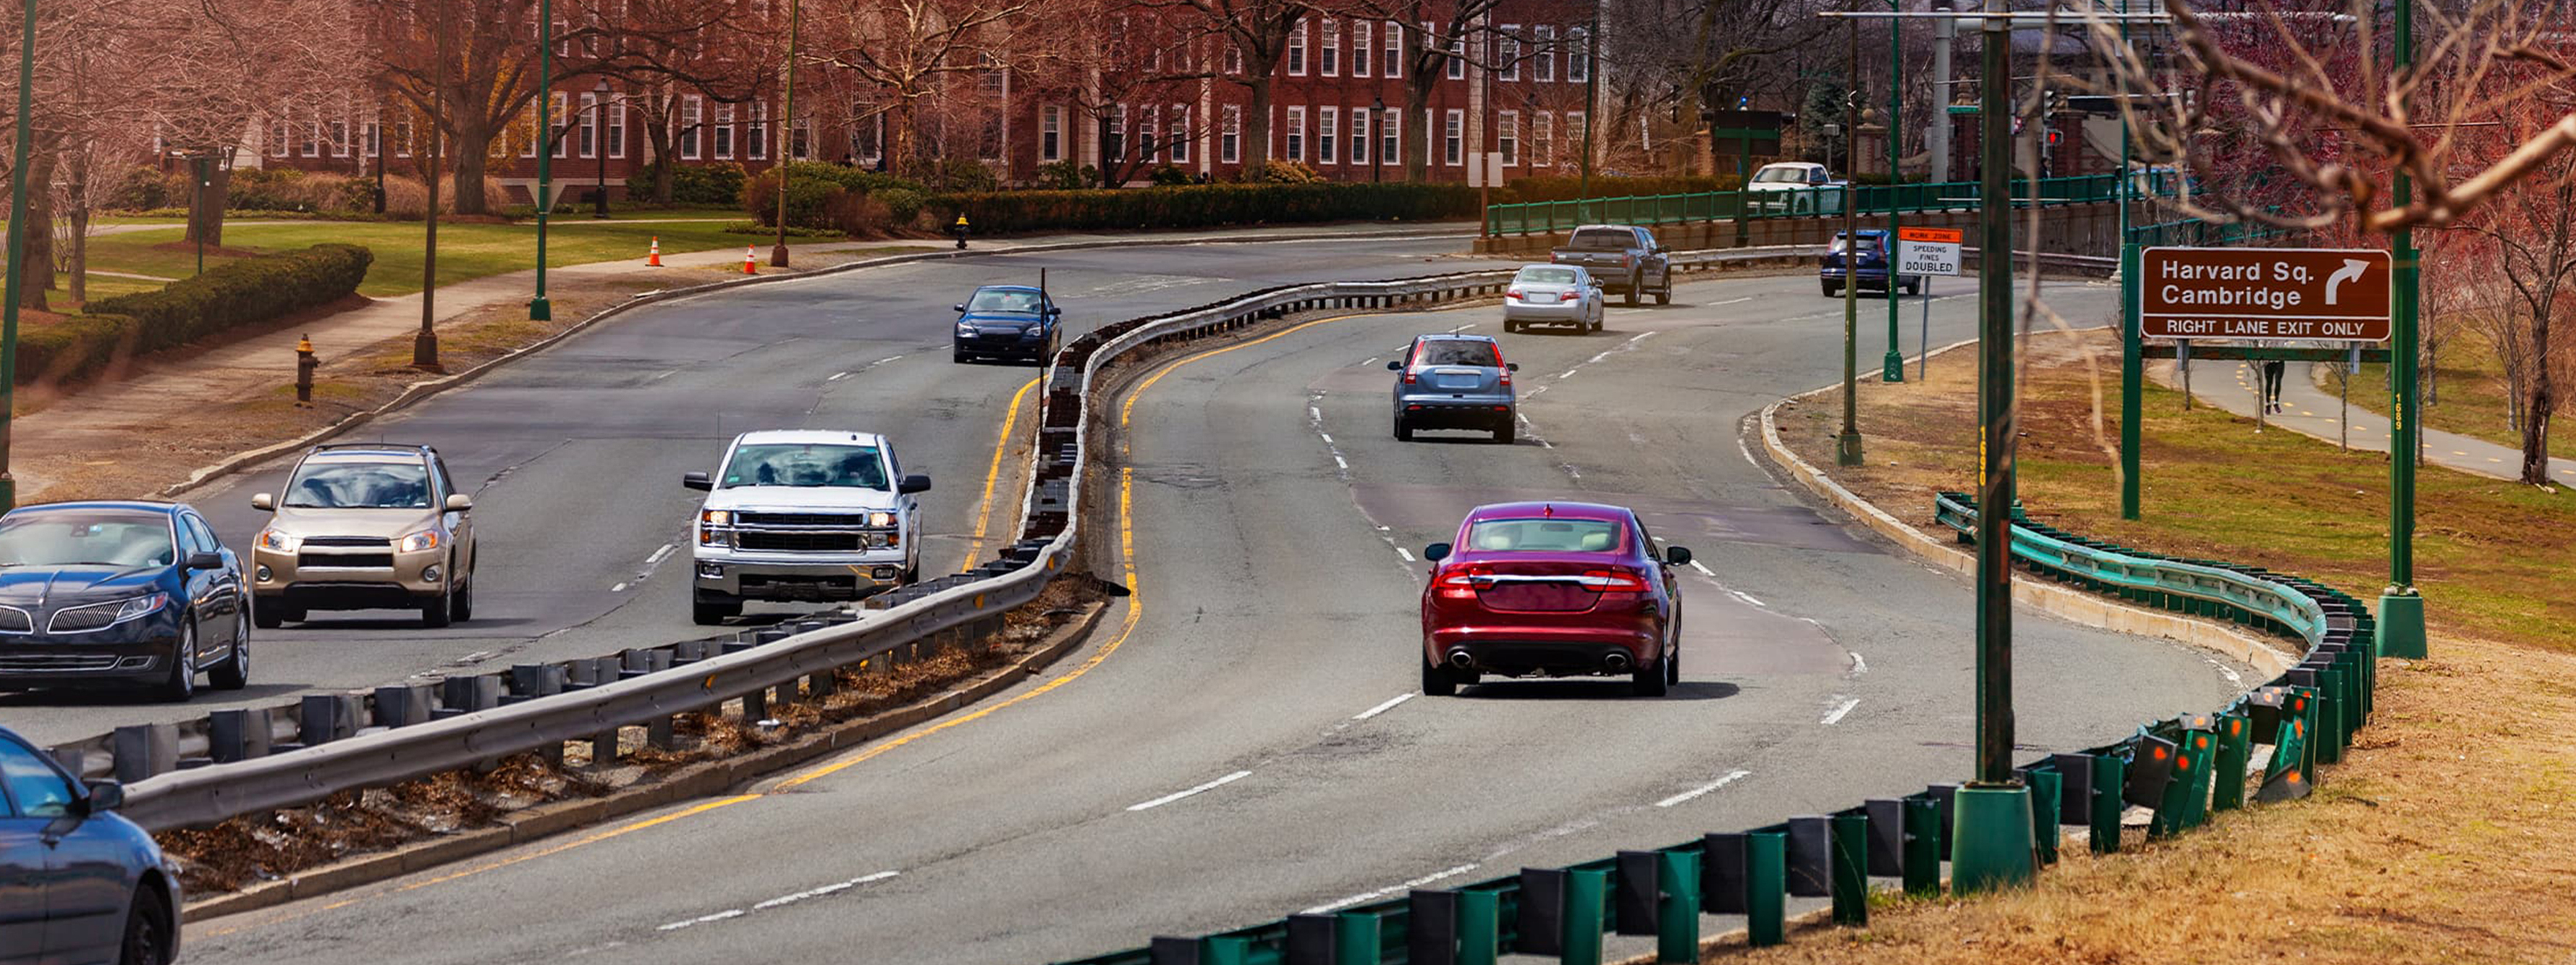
295,334 -> 318,406
953,213 -> 971,250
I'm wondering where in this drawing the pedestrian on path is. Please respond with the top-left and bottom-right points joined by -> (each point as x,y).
2260,358 -> 2287,414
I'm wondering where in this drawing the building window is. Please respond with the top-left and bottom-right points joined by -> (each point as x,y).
609,98 -> 628,158
714,102 -> 735,159
1445,30 -> 1465,80
1354,20 -> 1372,77
1170,104 -> 1190,163
1042,106 -> 1062,162
1384,21 -> 1403,78
329,118 -> 350,157
519,99 -> 537,157
1534,26 -> 1556,82
300,105 -> 318,156
1443,109 -> 1463,165
1498,109 -> 1518,166
793,117 -> 811,159
271,106 -> 288,156
1288,20 -> 1306,76
395,120 -> 413,158
1321,19 -> 1338,77
1534,111 -> 1553,167
1225,42 -> 1241,75
1566,110 -> 1586,165
364,119 -> 381,159
578,93 -> 598,158
1286,106 -> 1305,161
1350,109 -> 1368,165
852,106 -> 882,164
1500,27 -> 1520,82
552,93 -> 570,157
1221,104 -> 1241,164
1381,109 -> 1399,168
1141,106 -> 1160,164
752,101 -> 772,159
1109,104 -> 1128,167
1319,106 -> 1337,164
1568,27 -> 1590,83
681,96 -> 703,159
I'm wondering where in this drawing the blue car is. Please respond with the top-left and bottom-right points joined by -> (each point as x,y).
1820,229 -> 1923,298
0,501 -> 250,702
0,725 -> 182,964
951,285 -> 1062,364
1389,334 -> 1519,443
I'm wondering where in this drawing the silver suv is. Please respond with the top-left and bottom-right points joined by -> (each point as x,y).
1388,334 -> 1518,444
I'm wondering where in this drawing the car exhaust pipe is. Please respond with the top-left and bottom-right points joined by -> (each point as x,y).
1446,649 -> 1476,670
1603,652 -> 1633,674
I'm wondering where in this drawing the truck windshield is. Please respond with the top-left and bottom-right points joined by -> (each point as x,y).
724,444 -> 889,489
1752,167 -> 1812,184
1565,228 -> 1635,250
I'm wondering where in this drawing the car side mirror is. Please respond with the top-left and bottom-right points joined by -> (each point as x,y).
1665,546 -> 1693,567
185,552 -> 226,571
683,471 -> 714,492
1423,542 -> 1451,562
1506,363 -> 1519,372
1048,306 -> 1063,317
899,473 -> 933,494
250,493 -> 275,512
953,303 -> 967,313
83,780 -> 124,814
1386,360 -> 1404,371
444,494 -> 473,513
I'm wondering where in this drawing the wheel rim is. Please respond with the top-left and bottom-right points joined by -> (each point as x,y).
172,625 -> 195,696
234,613 -> 249,672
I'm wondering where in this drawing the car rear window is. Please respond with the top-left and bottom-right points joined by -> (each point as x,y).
1464,518 -> 1625,553
1515,267 -> 1579,285
1566,228 -> 1635,250
1829,236 -> 1883,254
1411,340 -> 1502,368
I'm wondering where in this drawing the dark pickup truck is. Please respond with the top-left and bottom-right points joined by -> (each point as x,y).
1550,224 -> 1673,306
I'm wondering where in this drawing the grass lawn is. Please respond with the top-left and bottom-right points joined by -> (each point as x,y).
65,216 -> 778,298
1760,327 -> 2576,964
2333,328 -> 2572,454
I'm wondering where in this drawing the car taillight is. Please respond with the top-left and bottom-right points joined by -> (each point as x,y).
1584,569 -> 1653,592
1507,288 -> 1525,301
1621,253 -> 1634,268
1403,371 -> 1417,384
1558,291 -> 1580,303
1433,565 -> 1492,598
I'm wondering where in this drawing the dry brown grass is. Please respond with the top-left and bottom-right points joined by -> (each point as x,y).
1760,332 -> 2576,964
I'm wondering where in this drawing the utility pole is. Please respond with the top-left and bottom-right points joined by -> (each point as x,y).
1838,14 -> 1864,467
416,9 -> 447,369
1951,0 -> 2035,893
2118,0 -> 2142,520
1882,0 -> 1906,383
772,0 -> 801,267
0,0 -> 36,511
530,0 -> 555,322
1928,2 -> 1952,183
1579,1 -> 1598,222
2380,0 -> 2427,659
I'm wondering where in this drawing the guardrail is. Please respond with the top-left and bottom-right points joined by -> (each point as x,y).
91,244 -> 1825,834
1487,172 -> 2170,236
1057,495 -> 2376,964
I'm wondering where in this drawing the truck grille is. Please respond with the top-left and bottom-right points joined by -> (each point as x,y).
738,531 -> 863,552
735,512 -> 866,527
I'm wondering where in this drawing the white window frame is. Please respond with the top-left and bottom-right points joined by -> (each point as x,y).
1534,26 -> 1556,82
1225,42 -> 1242,75
792,116 -> 811,159
1498,109 -> 1518,166
1319,106 -> 1337,164
395,119 -> 414,158
1443,108 -> 1464,165
1568,27 -> 1590,83
1170,104 -> 1191,163
1351,108 -> 1368,166
1566,110 -> 1587,166
748,101 -> 769,160
1321,19 -> 1338,77
1288,20 -> 1307,76
1354,21 -> 1372,77
714,102 -> 735,159
300,104 -> 319,156
609,98 -> 628,158
271,106 -> 289,157
363,117 -> 380,159
1534,111 -> 1553,167
1042,105 -> 1062,162
1286,105 -> 1306,162
578,93 -> 599,158
1445,28 -> 1465,80
1142,106 -> 1160,164
681,96 -> 703,160
1382,109 -> 1400,169
329,96 -> 350,157
552,92 -> 570,158
1500,26 -> 1520,82
1221,104 -> 1241,164
1109,104 -> 1127,167
1384,21 -> 1403,78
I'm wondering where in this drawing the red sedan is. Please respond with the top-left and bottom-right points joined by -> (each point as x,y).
1418,501 -> 1689,696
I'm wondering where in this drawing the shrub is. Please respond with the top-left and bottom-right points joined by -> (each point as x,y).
628,161 -> 748,206
1148,165 -> 1195,186
65,244 -> 373,384
1034,161 -> 1097,190
378,175 -> 515,219
875,187 -> 925,228
924,182 -> 1478,235
742,162 -> 932,232
17,314 -> 138,387
1244,160 -> 1325,184
104,167 -> 173,211
913,157 -> 1000,193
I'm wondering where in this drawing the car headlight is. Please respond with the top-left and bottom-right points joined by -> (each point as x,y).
701,510 -> 732,526
118,592 -> 170,621
256,528 -> 300,552
398,529 -> 442,553
955,322 -> 976,334
868,511 -> 896,528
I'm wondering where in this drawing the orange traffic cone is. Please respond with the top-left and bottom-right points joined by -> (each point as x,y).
646,236 -> 662,267
743,245 -> 757,275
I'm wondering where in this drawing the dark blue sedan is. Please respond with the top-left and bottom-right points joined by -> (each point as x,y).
1820,229 -> 1924,298
951,285 -> 1062,364
0,501 -> 249,701
0,725 -> 181,964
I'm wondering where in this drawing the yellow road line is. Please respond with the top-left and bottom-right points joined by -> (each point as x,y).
959,376 -> 1042,572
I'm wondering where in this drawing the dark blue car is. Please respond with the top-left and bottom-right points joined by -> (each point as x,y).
0,501 -> 249,702
1820,229 -> 1924,298
0,725 -> 181,964
951,285 -> 1062,364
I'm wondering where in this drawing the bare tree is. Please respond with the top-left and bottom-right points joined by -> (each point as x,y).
1142,0 -> 1303,170
808,0 -> 1049,174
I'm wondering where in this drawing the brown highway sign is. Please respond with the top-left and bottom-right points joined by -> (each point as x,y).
2140,246 -> 2391,342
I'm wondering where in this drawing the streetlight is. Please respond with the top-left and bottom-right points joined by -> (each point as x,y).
772,0 -> 801,268
1836,11 -> 1865,468
530,0 -> 556,323
594,81 -> 612,219
1882,0 -> 1906,384
0,0 -> 35,510
166,148 -> 214,277
2381,0 -> 2427,659
1372,96 -> 1385,182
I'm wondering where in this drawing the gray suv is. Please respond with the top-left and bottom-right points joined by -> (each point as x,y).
1389,334 -> 1518,443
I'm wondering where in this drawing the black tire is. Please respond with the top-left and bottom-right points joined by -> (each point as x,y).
1592,312 -> 1605,332
420,580 -> 453,629
155,623 -> 197,703
1665,642 -> 1681,686
1395,414 -> 1414,442
1503,319 -> 1519,333
1822,282 -> 1839,298
1495,419 -> 1516,444
119,885 -> 174,965
252,597 -> 282,629
452,566 -> 475,623
210,612 -> 249,691
1422,657 -> 1458,696
1631,657 -> 1669,697
1623,281 -> 1640,307
953,347 -> 970,363
280,604 -> 307,624
1654,277 -> 1672,305
693,591 -> 743,626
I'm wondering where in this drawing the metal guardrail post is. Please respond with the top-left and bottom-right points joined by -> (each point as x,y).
2211,712 -> 2252,812
1901,797 -> 1941,894
1458,889 -> 1502,965
1337,910 -> 1384,964
2089,753 -> 2124,854
1829,812 -> 1867,925
1562,867 -> 1607,964
1745,833 -> 1786,947
2027,767 -> 2061,865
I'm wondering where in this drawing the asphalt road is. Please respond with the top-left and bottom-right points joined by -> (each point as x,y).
3,234 -> 1512,746
182,270 -> 2255,964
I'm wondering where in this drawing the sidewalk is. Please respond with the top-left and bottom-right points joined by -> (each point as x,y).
2150,358 -> 2576,485
17,220 -> 1469,502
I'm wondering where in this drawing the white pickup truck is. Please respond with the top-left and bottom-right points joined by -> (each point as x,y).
681,429 -> 931,624
1745,161 -> 1845,215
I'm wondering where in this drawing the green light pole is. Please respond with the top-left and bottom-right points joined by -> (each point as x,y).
0,0 -> 35,511
529,0 -> 554,322
2378,0 -> 2427,659
1836,14 -> 1863,468
1951,0 -> 2036,893
2117,0 -> 2142,520
771,0 -> 800,267
1880,0 -> 1905,383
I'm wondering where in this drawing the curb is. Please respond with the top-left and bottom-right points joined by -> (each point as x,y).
156,227 -> 1471,501
1752,349 -> 2297,678
180,599 -> 1110,923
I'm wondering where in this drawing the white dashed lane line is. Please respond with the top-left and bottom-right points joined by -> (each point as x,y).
1655,770 -> 1752,808
647,543 -> 676,565
656,871 -> 900,932
1128,770 -> 1254,812
1821,697 -> 1861,726
1354,692 -> 1416,720
1395,547 -> 1415,562
1303,864 -> 1482,915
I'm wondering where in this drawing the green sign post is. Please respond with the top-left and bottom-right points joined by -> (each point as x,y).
1882,0 -> 1905,383
2380,0 -> 2428,659
529,0 -> 554,323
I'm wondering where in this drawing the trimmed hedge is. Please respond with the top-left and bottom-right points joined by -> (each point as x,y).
32,244 -> 373,386
629,161 -> 748,206
743,162 -> 930,231
1499,174 -> 1740,203
924,182 -> 1479,235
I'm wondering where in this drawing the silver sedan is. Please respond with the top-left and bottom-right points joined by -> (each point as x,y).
1501,265 -> 1605,333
